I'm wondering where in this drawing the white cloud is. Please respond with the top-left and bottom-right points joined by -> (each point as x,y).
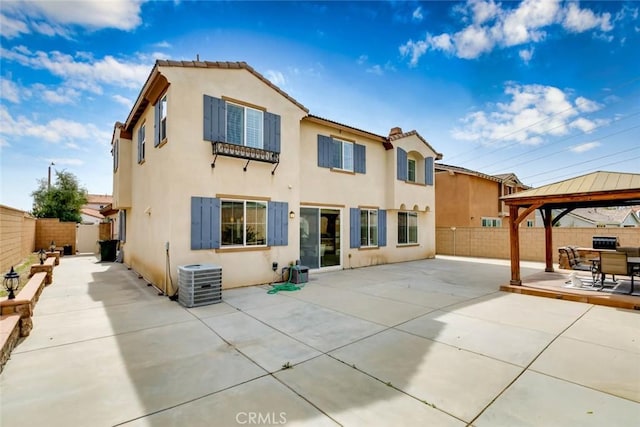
366,65 -> 383,76
412,7 -> 424,22
154,41 -> 172,49
112,94 -> 133,106
32,84 -> 80,104
400,0 -> 619,64
570,141 -> 600,153
47,158 -> 84,166
562,3 -> 612,33
264,70 -> 286,87
357,55 -> 368,65
0,105 -> 110,145
1,0 -> 147,39
575,96 -> 602,113
1,77 -> 21,103
1,47 -> 150,91
451,83 -> 605,145
519,47 -> 534,63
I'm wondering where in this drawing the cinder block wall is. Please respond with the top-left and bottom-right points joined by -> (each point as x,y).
35,218 -> 77,254
437,227 -> 640,262
0,205 -> 36,272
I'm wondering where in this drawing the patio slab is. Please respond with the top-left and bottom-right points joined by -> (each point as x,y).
202,311 -> 322,373
530,336 -> 640,402
275,355 -> 464,426
398,309 -> 555,366
475,370 -> 640,426
329,328 -> 522,423
1,321 -> 266,426
122,375 -> 339,426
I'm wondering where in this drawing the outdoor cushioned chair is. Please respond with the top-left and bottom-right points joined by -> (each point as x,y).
599,251 -> 636,293
559,247 -> 591,271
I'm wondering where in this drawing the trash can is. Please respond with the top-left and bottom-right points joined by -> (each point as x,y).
63,245 -> 73,255
99,240 -> 118,262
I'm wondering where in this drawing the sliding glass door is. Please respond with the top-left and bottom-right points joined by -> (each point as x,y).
300,207 -> 341,269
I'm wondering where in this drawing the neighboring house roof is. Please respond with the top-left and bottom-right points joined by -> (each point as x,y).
502,171 -> 640,201
81,208 -> 104,219
435,163 -> 527,185
563,207 -> 638,226
87,194 -> 112,205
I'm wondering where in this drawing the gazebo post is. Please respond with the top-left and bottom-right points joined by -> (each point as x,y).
509,204 -> 521,285
543,207 -> 554,272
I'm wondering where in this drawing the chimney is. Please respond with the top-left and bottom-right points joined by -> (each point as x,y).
389,127 -> 403,137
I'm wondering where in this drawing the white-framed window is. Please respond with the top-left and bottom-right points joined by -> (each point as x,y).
138,123 -> 146,164
220,200 -> 267,247
407,158 -> 416,182
360,209 -> 378,247
398,212 -> 418,244
334,139 -> 354,171
159,94 -> 167,141
227,103 -> 263,148
482,217 -> 502,227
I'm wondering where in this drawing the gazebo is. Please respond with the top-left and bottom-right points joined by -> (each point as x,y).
501,171 -> 640,286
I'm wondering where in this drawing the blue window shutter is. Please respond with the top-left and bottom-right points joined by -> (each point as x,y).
332,139 -> 341,168
203,95 -> 226,142
350,208 -> 361,249
264,112 -> 281,153
268,201 -> 288,246
378,210 -> 387,247
425,156 -> 434,185
397,147 -> 407,180
154,101 -> 161,147
317,135 -> 333,168
354,143 -> 366,174
191,197 -> 220,250
118,210 -> 126,242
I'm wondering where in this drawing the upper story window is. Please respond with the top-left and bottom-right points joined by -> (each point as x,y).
407,158 -> 416,182
227,103 -> 264,149
137,123 -> 146,164
112,139 -> 119,172
482,217 -> 502,227
526,220 -> 535,227
398,212 -> 418,244
317,135 -> 366,173
335,139 -> 354,172
159,95 -> 167,141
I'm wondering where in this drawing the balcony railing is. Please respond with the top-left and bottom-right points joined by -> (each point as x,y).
211,141 -> 280,173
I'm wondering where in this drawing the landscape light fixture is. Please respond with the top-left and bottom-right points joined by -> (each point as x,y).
3,266 -> 19,300
50,241 -> 56,252
289,211 -> 295,220
39,248 -> 47,265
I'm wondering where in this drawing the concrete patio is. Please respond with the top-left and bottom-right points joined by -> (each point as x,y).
1,255 -> 639,426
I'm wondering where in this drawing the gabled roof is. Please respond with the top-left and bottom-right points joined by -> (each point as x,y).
501,171 -> 640,208
123,60 -> 309,132
388,130 -> 443,159
435,163 -> 526,185
81,208 -> 104,219
87,194 -> 112,204
564,207 -> 639,225
304,115 -> 387,141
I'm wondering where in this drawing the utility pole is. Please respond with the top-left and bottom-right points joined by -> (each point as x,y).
48,162 -> 55,189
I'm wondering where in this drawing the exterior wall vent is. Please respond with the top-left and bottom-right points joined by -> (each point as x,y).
177,264 -> 222,307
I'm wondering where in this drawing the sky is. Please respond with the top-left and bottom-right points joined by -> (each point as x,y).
1,0 -> 639,211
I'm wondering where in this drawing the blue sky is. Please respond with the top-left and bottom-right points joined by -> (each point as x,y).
1,0 -> 639,211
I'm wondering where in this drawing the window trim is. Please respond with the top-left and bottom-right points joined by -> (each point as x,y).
220,199 -> 268,248
113,139 -> 119,172
138,123 -> 146,164
360,209 -> 379,248
407,158 -> 416,182
335,138 -> 354,172
159,94 -> 167,144
226,102 -> 264,149
398,211 -> 418,245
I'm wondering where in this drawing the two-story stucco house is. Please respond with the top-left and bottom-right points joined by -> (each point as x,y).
434,163 -> 532,228
111,60 -> 442,291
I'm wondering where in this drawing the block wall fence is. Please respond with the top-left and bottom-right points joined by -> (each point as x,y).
0,205 -> 36,273
436,226 -> 640,262
35,219 -> 77,254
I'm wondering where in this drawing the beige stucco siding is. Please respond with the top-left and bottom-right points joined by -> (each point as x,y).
121,66 -> 306,289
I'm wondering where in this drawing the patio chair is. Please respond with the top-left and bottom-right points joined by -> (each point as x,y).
599,251 -> 635,293
559,247 -> 591,271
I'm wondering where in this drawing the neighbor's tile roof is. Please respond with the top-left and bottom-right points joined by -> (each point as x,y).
87,194 -> 112,204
